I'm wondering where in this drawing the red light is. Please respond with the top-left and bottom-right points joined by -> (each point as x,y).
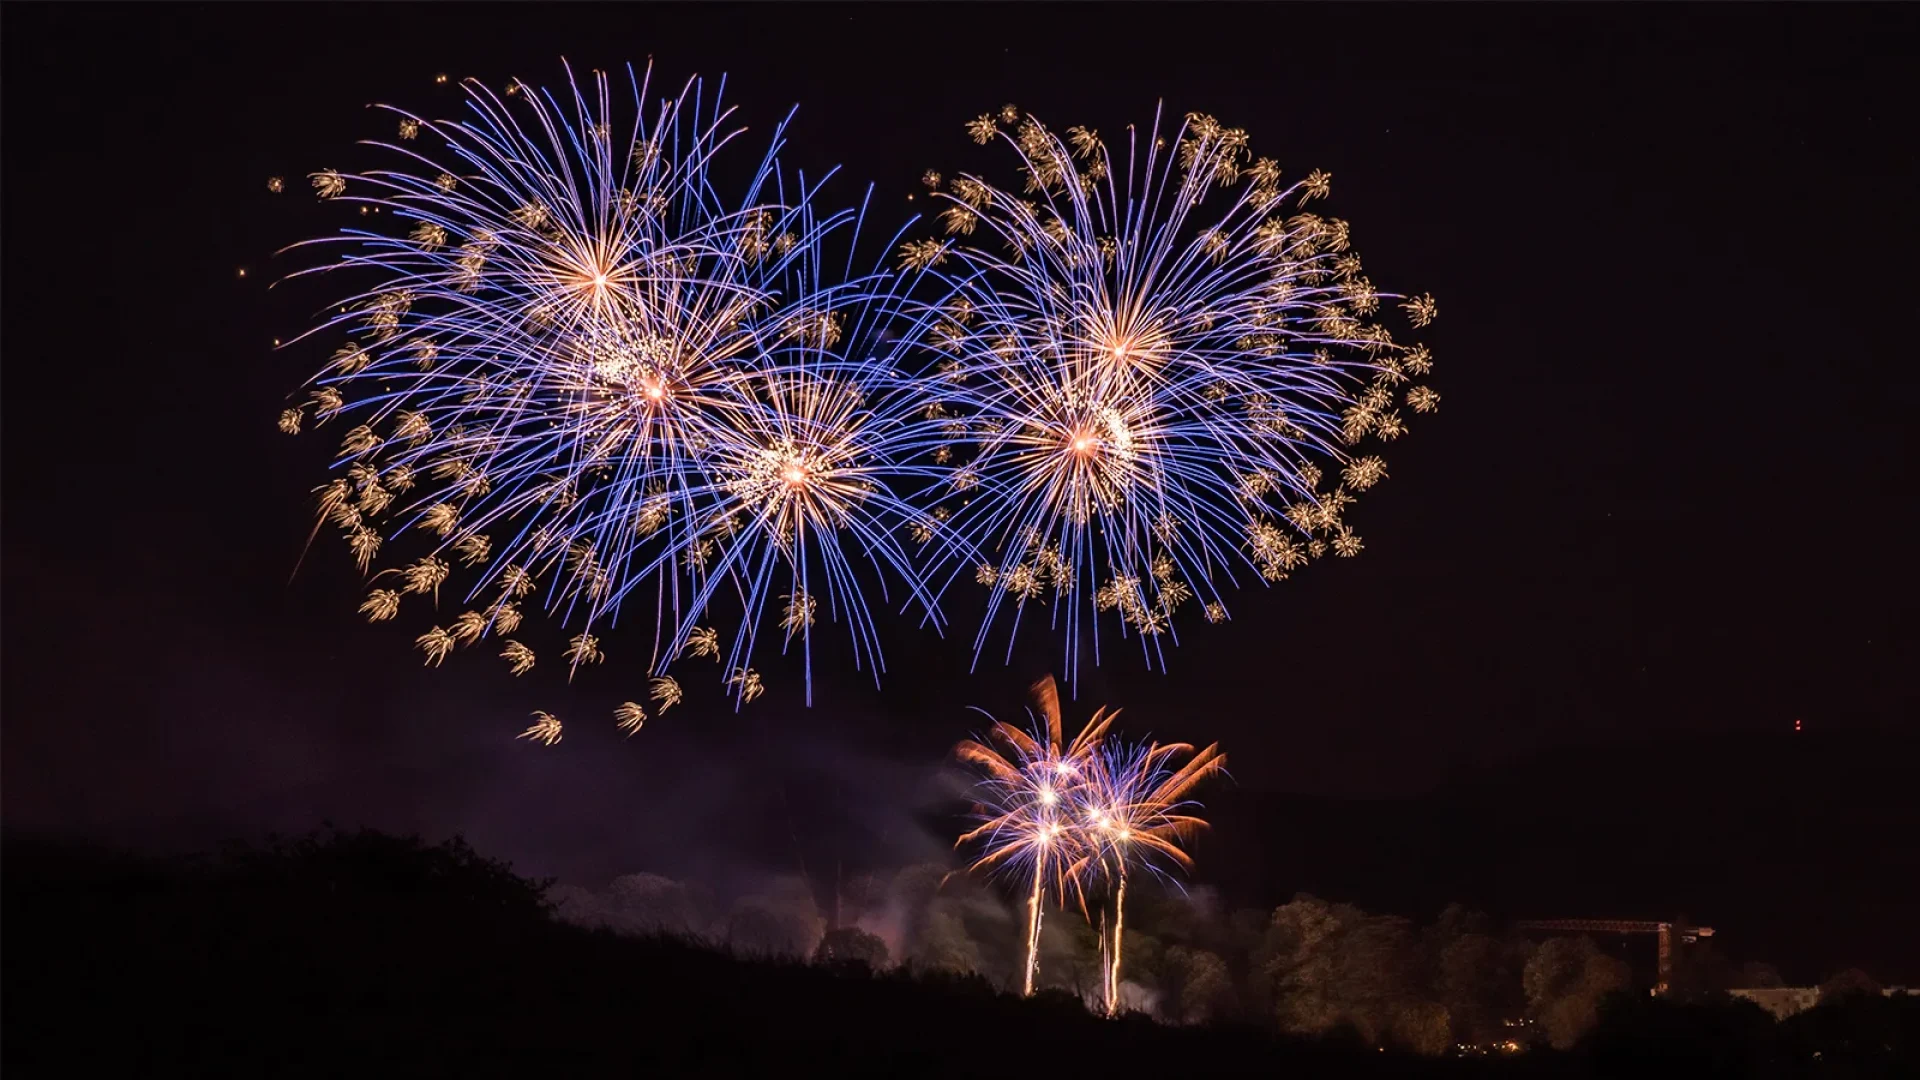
1793,718 -> 1803,732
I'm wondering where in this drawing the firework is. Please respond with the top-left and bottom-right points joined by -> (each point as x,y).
278,62 -> 942,713
954,675 -> 1117,995
649,675 -> 683,711
726,666 -> 765,703
902,106 -> 1440,689
518,710 -> 564,746
1081,735 -> 1226,1015
662,290 -> 955,703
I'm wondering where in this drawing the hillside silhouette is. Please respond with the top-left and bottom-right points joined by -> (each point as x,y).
5,827 -> 1913,1077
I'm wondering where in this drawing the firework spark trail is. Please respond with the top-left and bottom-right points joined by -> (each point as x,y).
277,62 -> 946,707
900,105 -> 1440,693
953,675 -> 1115,995
1080,733 -> 1227,1015
661,273 -> 960,703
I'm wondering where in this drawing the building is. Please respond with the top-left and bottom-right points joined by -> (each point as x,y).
1728,987 -> 1820,1020
1728,986 -> 1917,1021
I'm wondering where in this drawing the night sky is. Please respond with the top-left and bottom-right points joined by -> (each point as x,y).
4,5 -> 1915,974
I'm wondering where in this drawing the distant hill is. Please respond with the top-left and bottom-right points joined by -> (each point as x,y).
9,825 -> 1914,1075
0,830 -> 1471,1076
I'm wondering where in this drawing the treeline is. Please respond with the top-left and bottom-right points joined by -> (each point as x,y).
5,828 -> 1911,1077
0,829 -> 1443,1076
553,867 -> 1720,1050
552,853 -> 1904,1057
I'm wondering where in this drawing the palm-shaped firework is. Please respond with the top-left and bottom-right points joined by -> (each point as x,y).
955,674 -> 1227,1008
902,105 -> 1440,689
954,675 -> 1116,996
1080,734 -> 1226,1015
279,62 -> 940,706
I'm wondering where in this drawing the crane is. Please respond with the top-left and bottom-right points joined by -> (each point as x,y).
1513,918 -> 1715,995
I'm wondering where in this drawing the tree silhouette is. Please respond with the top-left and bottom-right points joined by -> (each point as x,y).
815,927 -> 890,971
1524,936 -> 1631,1049
1818,967 -> 1882,1003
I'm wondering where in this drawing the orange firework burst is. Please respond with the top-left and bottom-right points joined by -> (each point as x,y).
954,675 -> 1116,996
1081,736 -> 1226,1015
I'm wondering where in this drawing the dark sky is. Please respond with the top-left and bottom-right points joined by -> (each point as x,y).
4,3 -> 1915,939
